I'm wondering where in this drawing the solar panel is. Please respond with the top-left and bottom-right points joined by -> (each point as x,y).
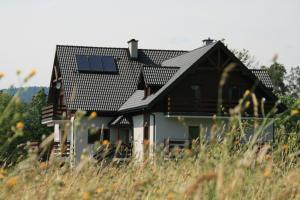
75,55 -> 117,73
89,55 -> 103,72
102,56 -> 117,72
75,55 -> 90,72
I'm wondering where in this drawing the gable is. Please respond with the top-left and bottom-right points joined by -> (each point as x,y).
155,43 -> 282,115
119,41 -> 284,114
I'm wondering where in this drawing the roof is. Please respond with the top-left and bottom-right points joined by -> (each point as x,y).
56,45 -> 186,112
142,66 -> 179,86
119,42 -> 218,112
55,41 -> 278,114
162,42 -> 217,67
250,69 -> 273,89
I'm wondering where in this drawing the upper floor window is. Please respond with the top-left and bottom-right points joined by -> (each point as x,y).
229,86 -> 239,101
191,85 -> 201,99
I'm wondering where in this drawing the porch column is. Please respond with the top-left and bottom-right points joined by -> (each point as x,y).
149,114 -> 155,157
54,123 -> 60,142
132,115 -> 144,161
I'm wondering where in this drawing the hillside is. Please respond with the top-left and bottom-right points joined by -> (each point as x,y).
1,86 -> 49,102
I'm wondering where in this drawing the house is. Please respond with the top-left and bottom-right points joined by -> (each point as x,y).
42,38 -> 284,163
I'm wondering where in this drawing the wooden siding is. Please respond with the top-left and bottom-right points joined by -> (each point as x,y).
154,47 -> 277,116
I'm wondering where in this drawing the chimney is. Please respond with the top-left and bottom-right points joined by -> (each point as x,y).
128,39 -> 138,59
202,37 -> 214,45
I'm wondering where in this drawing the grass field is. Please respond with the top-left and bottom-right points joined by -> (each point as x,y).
0,131 -> 299,200
0,71 -> 299,200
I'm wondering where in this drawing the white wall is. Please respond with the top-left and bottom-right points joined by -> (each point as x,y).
153,113 -> 274,145
74,116 -> 114,162
132,115 -> 144,161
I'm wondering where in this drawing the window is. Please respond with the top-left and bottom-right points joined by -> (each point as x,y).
144,127 -> 149,141
191,85 -> 201,99
103,129 -> 110,141
88,128 -> 100,144
189,126 -> 200,141
229,86 -> 239,101
88,128 -> 110,144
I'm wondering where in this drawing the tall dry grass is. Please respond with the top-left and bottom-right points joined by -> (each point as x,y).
1,65 -> 300,200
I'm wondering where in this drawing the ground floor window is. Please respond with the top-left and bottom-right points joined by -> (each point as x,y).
88,128 -> 110,144
188,126 -> 200,141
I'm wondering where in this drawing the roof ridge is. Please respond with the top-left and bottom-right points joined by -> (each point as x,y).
250,68 -> 268,71
162,41 -> 219,64
56,44 -> 187,52
143,65 -> 180,69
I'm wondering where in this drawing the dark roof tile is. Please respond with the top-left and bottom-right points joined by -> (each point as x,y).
56,46 -> 186,111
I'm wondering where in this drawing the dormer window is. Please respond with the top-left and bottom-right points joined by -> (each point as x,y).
229,86 -> 240,101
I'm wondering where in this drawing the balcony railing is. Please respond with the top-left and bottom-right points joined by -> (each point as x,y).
166,97 -> 239,113
42,104 -> 67,124
166,97 -> 275,115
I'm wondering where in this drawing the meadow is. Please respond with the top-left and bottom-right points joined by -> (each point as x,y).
0,69 -> 300,200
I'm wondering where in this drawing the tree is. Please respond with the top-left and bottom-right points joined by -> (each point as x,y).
232,48 -> 259,69
263,62 -> 287,95
25,89 -> 51,140
0,89 -> 51,165
287,66 -> 300,98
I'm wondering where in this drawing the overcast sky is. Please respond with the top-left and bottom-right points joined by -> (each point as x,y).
0,0 -> 299,89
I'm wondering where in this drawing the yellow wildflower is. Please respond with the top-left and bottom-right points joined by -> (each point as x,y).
24,68 -> 37,82
244,101 -> 251,108
0,168 -> 5,179
143,139 -> 150,145
102,140 -> 109,145
89,111 -> 97,119
167,192 -> 175,200
243,90 -> 251,97
16,122 -> 25,130
291,109 -> 299,116
282,144 -> 288,151
29,68 -> 37,77
0,72 -> 4,79
40,162 -> 48,170
96,187 -> 104,194
5,176 -> 18,188
82,192 -> 90,200
263,169 -> 271,178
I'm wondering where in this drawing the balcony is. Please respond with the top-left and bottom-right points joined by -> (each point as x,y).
166,97 -> 239,114
42,104 -> 67,125
166,97 -> 274,116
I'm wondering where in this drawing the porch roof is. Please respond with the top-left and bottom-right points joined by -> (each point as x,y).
109,115 -> 132,127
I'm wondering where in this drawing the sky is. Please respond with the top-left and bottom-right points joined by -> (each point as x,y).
0,0 -> 299,89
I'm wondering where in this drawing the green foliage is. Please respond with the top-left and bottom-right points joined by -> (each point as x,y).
232,48 -> 259,69
265,62 -> 288,95
1,86 -> 49,103
276,95 -> 300,132
0,89 -> 51,166
0,92 -> 25,144
287,66 -> 300,98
